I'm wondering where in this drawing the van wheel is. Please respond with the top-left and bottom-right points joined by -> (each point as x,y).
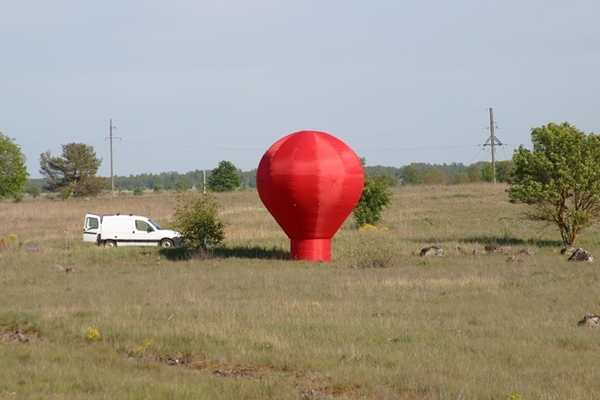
160,239 -> 174,248
104,240 -> 117,248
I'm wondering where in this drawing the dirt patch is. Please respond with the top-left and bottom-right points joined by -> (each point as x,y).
157,353 -> 363,398
298,383 -> 363,399
0,325 -> 39,343
157,354 -> 282,380
157,353 -> 193,366
193,359 -> 260,378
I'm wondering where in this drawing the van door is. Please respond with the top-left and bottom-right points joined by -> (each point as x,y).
83,213 -> 101,243
133,218 -> 160,245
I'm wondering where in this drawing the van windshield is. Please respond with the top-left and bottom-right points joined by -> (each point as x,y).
148,219 -> 164,230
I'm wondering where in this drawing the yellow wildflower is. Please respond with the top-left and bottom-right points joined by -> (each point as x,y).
84,327 -> 102,342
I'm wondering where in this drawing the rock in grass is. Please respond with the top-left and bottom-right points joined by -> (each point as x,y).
561,246 -> 576,255
419,246 -> 445,257
568,248 -> 594,262
578,315 -> 600,327
484,245 -> 511,254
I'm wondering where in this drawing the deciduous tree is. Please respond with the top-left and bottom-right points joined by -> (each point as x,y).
208,160 -> 241,192
40,143 -> 105,198
0,133 -> 29,200
508,122 -> 600,245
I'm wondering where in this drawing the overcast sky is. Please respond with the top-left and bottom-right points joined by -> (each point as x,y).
2,1 -> 599,178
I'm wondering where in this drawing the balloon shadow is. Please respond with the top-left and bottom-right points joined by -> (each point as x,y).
214,246 -> 290,260
159,245 -> 290,261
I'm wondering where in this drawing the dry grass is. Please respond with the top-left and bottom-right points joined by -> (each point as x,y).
1,184 -> 600,399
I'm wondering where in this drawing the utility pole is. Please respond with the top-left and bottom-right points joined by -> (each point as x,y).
107,120 -> 120,194
489,108 -> 496,184
484,107 -> 502,184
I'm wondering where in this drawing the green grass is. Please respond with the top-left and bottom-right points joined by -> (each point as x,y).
1,184 -> 600,399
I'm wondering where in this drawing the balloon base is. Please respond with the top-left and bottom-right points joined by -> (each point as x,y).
290,239 -> 332,261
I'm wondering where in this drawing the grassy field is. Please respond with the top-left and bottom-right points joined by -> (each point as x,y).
1,184 -> 600,399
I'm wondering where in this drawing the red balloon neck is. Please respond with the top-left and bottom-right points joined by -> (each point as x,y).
290,238 -> 332,261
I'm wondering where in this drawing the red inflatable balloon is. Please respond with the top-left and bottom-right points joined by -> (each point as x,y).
257,130 -> 364,261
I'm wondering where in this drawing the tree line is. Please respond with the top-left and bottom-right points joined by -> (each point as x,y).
365,160 -> 513,185
26,160 -> 511,194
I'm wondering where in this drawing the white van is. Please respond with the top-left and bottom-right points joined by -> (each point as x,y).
83,213 -> 183,248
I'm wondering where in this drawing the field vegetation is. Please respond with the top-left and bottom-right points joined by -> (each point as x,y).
1,184 -> 599,399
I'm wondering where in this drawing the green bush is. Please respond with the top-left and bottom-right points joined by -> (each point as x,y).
353,175 -> 392,227
173,193 -> 226,251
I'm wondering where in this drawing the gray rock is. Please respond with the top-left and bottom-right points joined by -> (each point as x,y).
578,315 -> 600,327
561,247 -> 576,255
568,248 -> 594,262
419,246 -> 445,257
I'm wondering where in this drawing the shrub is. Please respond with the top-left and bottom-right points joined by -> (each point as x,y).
353,175 -> 392,227
173,193 -> 226,251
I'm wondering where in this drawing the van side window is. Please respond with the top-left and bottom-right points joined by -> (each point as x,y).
87,217 -> 99,229
135,220 -> 154,232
